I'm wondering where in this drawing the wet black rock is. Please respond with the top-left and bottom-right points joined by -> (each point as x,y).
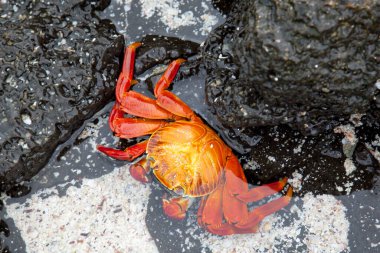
203,0 -> 380,134
0,0 -> 124,192
135,35 -> 200,77
238,122 -> 380,196
211,0 -> 234,15
201,0 -> 380,196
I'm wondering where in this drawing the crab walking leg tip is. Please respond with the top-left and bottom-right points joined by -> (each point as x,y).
281,177 -> 288,185
286,185 -> 293,198
176,58 -> 186,64
129,42 -> 142,49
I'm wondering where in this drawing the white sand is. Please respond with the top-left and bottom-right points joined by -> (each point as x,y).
5,166 -> 158,253
116,0 -> 219,35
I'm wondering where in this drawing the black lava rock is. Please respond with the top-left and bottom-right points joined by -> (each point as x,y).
203,0 -> 380,134
201,0 -> 380,196
238,122 -> 380,196
0,0 -> 124,192
135,35 -> 200,76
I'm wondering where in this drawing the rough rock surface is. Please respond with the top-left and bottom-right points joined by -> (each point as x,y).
134,35 -> 200,77
0,0 -> 124,193
203,0 -> 380,134
201,0 -> 380,197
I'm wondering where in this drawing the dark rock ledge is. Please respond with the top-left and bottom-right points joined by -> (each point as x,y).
0,0 -> 124,193
204,0 -> 380,135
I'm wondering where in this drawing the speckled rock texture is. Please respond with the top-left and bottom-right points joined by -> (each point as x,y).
133,35 -> 200,77
203,0 -> 380,134
0,0 -> 124,193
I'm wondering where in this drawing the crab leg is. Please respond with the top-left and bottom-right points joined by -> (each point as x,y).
156,91 -> 201,121
113,118 -> 168,139
114,43 -> 179,120
154,59 -> 186,96
97,140 -> 147,161
198,153 -> 293,235
223,154 -> 291,203
116,42 -> 141,104
198,185 -> 231,234
109,103 -> 124,132
235,187 -> 293,230
235,178 -> 289,203
199,185 -> 255,235
120,91 -> 177,119
222,154 -> 292,231
153,60 -> 202,122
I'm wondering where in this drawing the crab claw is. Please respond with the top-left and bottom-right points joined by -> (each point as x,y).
162,195 -> 190,220
129,158 -> 151,183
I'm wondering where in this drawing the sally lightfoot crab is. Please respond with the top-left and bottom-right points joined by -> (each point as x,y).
97,42 -> 293,235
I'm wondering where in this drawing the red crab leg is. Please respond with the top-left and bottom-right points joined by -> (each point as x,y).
222,154 -> 291,203
120,91 -> 177,119
156,91 -> 202,121
153,59 -> 202,122
113,118 -> 168,139
222,154 -> 292,232
198,185 -> 228,233
109,103 -> 124,132
129,157 -> 151,183
199,185 -> 254,235
198,153 -> 292,235
235,178 -> 289,203
97,140 -> 147,161
110,96 -> 176,135
199,184 -> 292,235
115,43 -> 179,120
219,180 -> 293,233
116,42 -> 141,104
154,59 -> 186,96
235,187 -> 293,230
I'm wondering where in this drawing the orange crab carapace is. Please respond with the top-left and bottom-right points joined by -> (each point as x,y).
97,42 -> 293,235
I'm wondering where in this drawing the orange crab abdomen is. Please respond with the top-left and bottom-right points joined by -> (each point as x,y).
147,120 -> 228,197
